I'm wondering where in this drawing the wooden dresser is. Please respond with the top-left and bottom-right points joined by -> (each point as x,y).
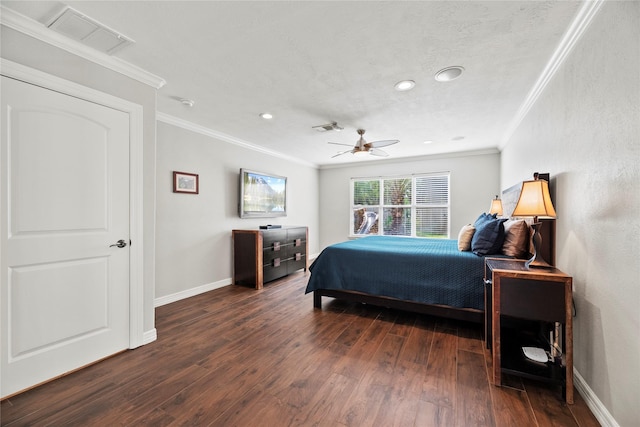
232,226 -> 308,289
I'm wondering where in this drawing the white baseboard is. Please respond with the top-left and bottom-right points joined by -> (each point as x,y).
154,278 -> 232,307
142,328 -> 157,345
574,368 -> 620,427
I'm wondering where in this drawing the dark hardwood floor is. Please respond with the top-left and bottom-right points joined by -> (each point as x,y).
1,271 -> 600,426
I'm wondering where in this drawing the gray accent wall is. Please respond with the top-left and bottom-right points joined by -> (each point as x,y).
500,2 -> 639,425
155,121 -> 320,300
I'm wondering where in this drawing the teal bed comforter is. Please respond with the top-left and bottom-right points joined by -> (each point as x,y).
305,236 -> 487,310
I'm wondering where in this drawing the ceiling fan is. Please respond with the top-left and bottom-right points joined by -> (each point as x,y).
329,129 -> 399,158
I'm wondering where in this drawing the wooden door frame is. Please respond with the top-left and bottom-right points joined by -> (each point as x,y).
1,58 -> 146,349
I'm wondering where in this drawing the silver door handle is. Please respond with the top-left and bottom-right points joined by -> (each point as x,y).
110,239 -> 127,248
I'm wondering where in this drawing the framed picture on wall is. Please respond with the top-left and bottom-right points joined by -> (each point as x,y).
173,171 -> 199,194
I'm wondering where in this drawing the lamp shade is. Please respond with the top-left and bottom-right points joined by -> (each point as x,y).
489,196 -> 503,216
512,179 -> 557,218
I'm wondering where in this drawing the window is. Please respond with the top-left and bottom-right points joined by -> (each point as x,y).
350,173 -> 450,238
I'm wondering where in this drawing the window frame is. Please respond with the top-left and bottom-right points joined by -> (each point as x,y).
350,172 -> 451,239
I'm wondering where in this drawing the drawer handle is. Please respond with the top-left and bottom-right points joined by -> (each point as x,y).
294,238 -> 301,247
294,253 -> 302,261
272,242 -> 280,251
272,258 -> 280,267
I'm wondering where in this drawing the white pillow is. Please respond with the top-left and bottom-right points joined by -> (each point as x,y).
457,224 -> 475,251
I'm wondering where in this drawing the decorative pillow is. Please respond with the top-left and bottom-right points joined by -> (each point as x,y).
471,216 -> 506,256
457,224 -> 475,251
473,212 -> 497,229
502,219 -> 530,258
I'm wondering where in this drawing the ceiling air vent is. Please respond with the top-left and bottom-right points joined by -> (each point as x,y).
47,6 -> 134,55
312,121 -> 343,132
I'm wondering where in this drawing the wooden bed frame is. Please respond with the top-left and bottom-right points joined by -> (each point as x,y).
312,173 -> 556,323
313,288 -> 484,323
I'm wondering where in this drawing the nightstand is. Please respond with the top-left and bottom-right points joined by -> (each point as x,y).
484,258 -> 573,404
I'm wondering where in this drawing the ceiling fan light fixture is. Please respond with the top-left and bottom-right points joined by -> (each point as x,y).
435,66 -> 465,82
394,80 -> 415,91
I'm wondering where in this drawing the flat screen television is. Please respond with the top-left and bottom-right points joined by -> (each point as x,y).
239,168 -> 287,218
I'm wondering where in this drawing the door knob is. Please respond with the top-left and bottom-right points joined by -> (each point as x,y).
110,239 -> 127,248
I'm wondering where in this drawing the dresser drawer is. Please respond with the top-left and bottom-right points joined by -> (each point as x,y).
287,255 -> 306,274
264,250 -> 285,268
286,244 -> 305,260
287,228 -> 307,245
262,229 -> 287,249
263,262 -> 287,283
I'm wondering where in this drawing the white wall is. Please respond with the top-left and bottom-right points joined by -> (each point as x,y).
318,150 -> 500,249
0,26 -> 158,336
500,2 -> 639,425
155,121 -> 320,300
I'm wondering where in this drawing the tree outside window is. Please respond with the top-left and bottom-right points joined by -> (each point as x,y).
351,173 -> 449,238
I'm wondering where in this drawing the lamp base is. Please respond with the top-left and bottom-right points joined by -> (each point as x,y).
525,256 -> 553,269
524,222 -> 553,269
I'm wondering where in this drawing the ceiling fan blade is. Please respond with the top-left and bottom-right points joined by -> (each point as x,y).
328,142 -> 356,147
327,130 -> 398,158
369,148 -> 389,157
368,139 -> 399,148
331,149 -> 353,158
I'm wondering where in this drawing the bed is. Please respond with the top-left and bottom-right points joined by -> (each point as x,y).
306,174 -> 555,323
306,236 -> 489,322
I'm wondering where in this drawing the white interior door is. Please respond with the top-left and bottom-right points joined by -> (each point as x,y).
1,76 -> 131,398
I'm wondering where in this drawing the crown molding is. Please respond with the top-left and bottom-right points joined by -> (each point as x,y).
0,5 -> 166,89
156,112 -> 318,168
500,0 -> 605,148
318,147 -> 500,170
157,112 -> 497,170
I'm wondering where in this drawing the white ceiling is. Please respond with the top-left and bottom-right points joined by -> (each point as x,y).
2,1 -> 584,167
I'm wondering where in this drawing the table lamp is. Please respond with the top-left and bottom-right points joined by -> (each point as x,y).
512,177 -> 557,268
489,195 -> 503,216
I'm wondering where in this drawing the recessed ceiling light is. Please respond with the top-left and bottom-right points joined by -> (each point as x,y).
394,80 -> 416,91
435,66 -> 465,82
423,140 -> 434,144
180,98 -> 195,107
259,113 -> 273,120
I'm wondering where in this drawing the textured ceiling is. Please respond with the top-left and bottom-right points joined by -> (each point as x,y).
2,1 -> 583,167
